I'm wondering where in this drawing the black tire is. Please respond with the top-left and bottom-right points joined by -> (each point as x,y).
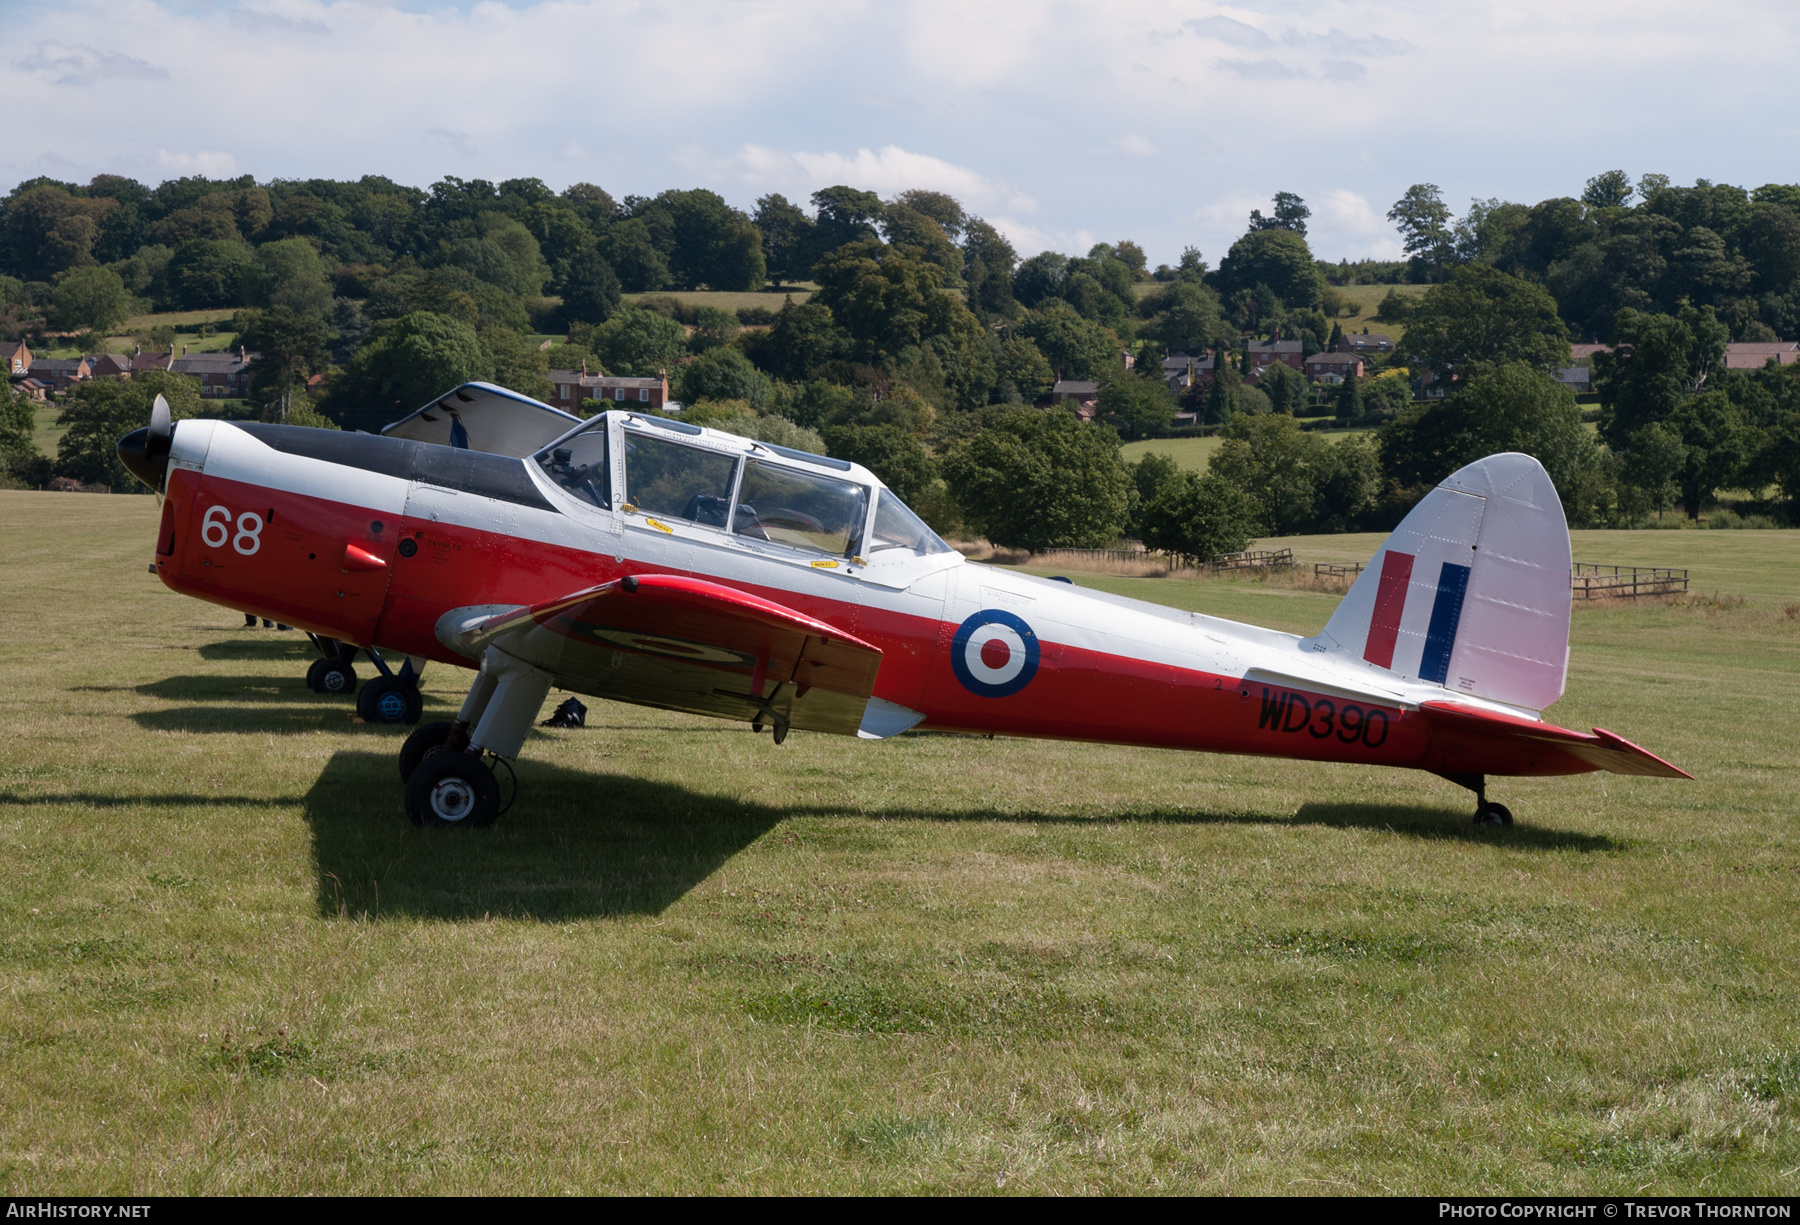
399,721 -> 458,784
1474,802 -> 1515,827
358,675 -> 423,725
305,658 -> 329,693
317,660 -> 357,696
405,753 -> 501,828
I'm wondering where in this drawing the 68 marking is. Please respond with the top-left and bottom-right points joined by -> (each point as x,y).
201,504 -> 265,556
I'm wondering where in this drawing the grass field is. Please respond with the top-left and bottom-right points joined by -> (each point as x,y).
623,287 -> 814,314
1121,429 -> 1365,472
3,491 -> 1798,1194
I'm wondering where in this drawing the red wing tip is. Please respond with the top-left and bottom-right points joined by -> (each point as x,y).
1591,727 -> 1694,780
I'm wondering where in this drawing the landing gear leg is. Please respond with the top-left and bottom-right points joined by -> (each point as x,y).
1436,772 -> 1513,826
402,648 -> 548,827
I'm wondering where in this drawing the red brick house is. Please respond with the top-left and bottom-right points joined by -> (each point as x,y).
172,348 -> 255,398
547,368 -> 669,411
4,340 -> 30,375
1335,329 -> 1392,354
27,357 -> 90,392
1246,335 -> 1303,377
1304,351 -> 1364,383
1723,341 -> 1798,370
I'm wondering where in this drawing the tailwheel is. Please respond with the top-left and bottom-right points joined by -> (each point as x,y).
399,721 -> 461,784
312,658 -> 357,696
405,752 -> 500,828
358,674 -> 423,725
1474,802 -> 1514,827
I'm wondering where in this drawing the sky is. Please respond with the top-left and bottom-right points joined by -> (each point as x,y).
5,0 -> 1799,267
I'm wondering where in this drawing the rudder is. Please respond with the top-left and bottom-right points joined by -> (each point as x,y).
1309,453 -> 1571,712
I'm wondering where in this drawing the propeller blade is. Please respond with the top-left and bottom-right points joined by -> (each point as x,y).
148,395 -> 173,459
117,394 -> 177,492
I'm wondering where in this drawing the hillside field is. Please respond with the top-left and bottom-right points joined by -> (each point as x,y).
1,491 -> 1797,1193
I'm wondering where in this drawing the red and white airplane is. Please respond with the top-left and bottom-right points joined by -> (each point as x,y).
118,387 -> 1688,828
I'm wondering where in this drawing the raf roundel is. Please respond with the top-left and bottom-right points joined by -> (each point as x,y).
950,609 -> 1041,698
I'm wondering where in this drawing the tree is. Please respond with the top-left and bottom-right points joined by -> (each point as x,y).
1582,170 -> 1634,210
1387,184 -> 1455,279
1113,239 -> 1148,277
479,325 -> 555,403
1378,363 -> 1606,522
1137,471 -> 1262,565
1097,370 -> 1175,440
239,306 -> 332,421
1594,305 -> 1730,448
51,266 -> 132,333
1208,412 -> 1338,536
165,239 -> 254,309
1333,367 -> 1364,423
995,336 -> 1054,402
1402,263 -> 1570,385
883,202 -> 962,284
242,237 -> 332,318
577,306 -> 688,378
1254,361 -> 1308,415
753,297 -> 839,381
754,194 -> 814,287
809,186 -> 884,259
941,408 -> 1132,551
325,312 -> 493,431
821,423 -> 937,503
560,247 -> 621,325
1016,303 -> 1119,382
688,306 -> 740,353
677,348 -> 773,411
55,370 -> 200,490
1248,191 -> 1309,236
636,189 -> 765,291
591,218 -> 665,294
1215,228 -> 1323,307
1619,421 -> 1685,517
893,190 -> 966,240
1666,391 -> 1747,519
810,240 -> 976,363
961,219 -> 1019,319
0,383 -> 46,486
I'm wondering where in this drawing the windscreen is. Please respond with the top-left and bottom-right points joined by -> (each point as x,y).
869,491 -> 953,556
735,459 -> 868,556
534,421 -> 609,508
622,430 -> 739,526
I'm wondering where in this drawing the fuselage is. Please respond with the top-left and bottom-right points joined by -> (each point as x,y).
146,414 -> 1586,778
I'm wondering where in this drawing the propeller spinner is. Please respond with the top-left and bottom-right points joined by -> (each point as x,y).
117,394 -> 175,492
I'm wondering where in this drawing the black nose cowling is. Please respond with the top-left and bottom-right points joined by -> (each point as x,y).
117,426 -> 167,491
118,393 -> 175,491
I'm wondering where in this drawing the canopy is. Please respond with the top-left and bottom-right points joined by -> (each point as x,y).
380,382 -> 583,458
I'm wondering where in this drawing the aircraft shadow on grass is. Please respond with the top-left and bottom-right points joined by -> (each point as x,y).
305,749 -> 788,921
195,639 -> 317,662
302,748 -> 1620,924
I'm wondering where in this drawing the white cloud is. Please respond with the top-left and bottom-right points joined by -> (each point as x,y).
991,217 -> 1095,259
686,143 -> 1036,214
24,42 -> 167,86
156,148 -> 238,177
1117,133 -> 1158,157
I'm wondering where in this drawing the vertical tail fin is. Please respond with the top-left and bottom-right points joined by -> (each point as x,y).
1310,453 -> 1571,712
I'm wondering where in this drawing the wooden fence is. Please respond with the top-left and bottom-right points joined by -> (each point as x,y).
1033,547 -> 1149,563
1571,563 -> 1689,599
1314,562 -> 1365,580
1209,548 -> 1295,572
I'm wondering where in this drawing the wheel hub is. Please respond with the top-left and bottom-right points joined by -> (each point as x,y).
376,690 -> 408,720
429,777 -> 475,822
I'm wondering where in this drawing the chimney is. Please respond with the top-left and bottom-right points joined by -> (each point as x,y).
239,345 -> 246,361
181,345 -> 188,355
134,343 -> 141,356
1271,325 -> 1281,342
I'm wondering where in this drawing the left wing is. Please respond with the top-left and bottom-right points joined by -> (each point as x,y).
438,574 -> 883,738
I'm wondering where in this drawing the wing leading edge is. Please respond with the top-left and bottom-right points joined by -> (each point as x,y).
438,574 -> 883,738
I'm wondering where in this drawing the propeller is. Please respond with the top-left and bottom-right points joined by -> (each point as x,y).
117,394 -> 175,492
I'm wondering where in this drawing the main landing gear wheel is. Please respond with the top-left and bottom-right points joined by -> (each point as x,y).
405,753 -> 500,828
1474,802 -> 1514,827
399,721 -> 459,784
311,658 -> 357,696
358,674 -> 423,725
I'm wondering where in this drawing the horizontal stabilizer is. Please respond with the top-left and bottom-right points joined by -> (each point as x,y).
438,574 -> 883,738
1420,701 -> 1691,779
